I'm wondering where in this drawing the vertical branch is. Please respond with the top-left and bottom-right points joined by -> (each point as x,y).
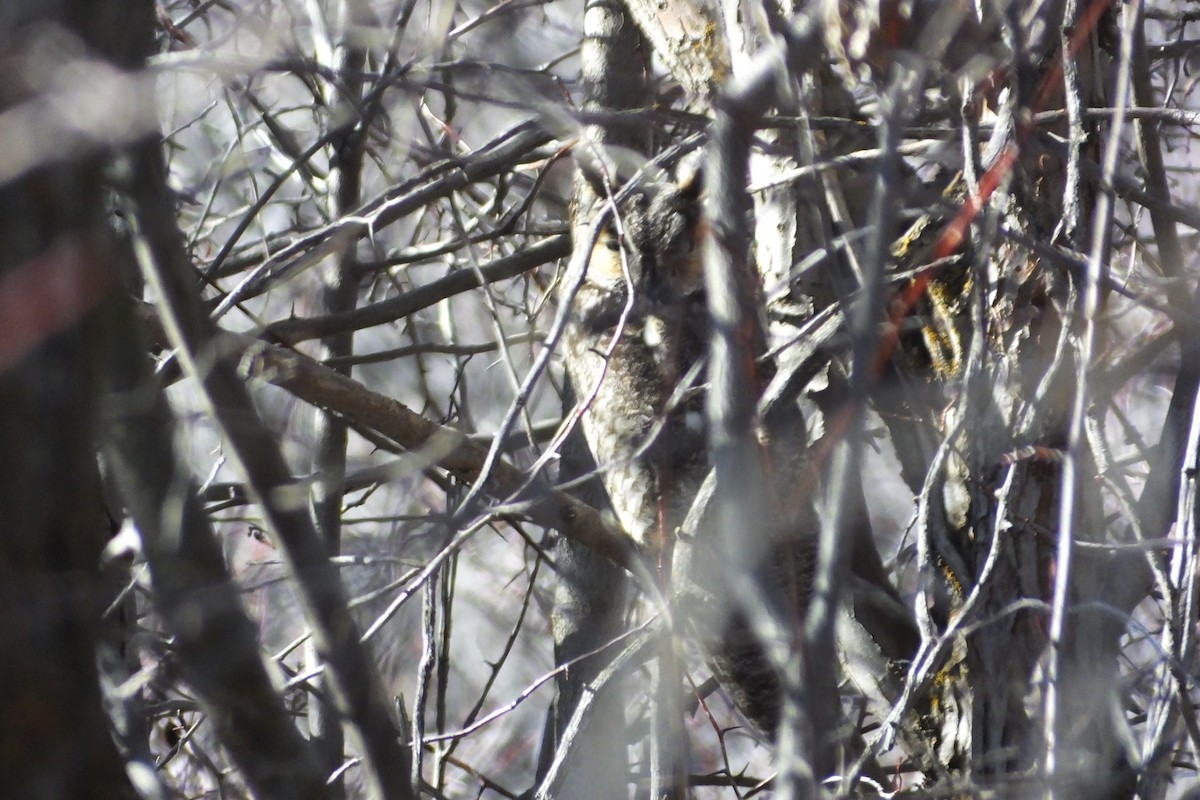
704,15 -> 826,796
0,172 -> 137,800
1126,0 -> 1200,619
128,132 -> 416,800
800,44 -> 926,795
541,1 -> 649,797
1043,0 -> 1136,792
1170,397 -> 1200,765
720,0 -> 800,314
0,5 -> 172,797
432,555 -> 456,791
1060,0 -> 1087,245
306,1 -> 376,786
411,566 -> 439,790
1140,374 -> 1200,797
1129,6 -> 1187,292
1132,6 -> 1200,794
95,275 -> 331,800
709,65 -> 822,793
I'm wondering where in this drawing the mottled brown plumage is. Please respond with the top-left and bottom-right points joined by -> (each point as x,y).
560,163 -> 919,739
562,168 -> 708,551
561,164 -> 820,737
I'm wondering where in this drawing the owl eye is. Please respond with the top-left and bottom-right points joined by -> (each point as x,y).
588,230 -> 629,283
660,208 -> 704,294
663,212 -> 696,255
670,235 -> 695,255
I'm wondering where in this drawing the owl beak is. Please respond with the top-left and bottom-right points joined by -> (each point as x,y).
670,255 -> 704,295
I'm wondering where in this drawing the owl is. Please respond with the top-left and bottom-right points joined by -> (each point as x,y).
561,164 -> 708,553
560,161 -> 921,741
561,163 -> 814,736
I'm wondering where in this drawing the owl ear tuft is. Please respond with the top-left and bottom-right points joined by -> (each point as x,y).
674,155 -> 704,200
576,152 -> 613,199
575,143 -> 654,199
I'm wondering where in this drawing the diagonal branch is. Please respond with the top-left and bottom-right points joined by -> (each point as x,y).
212,121 -> 554,317
139,305 -> 638,571
127,142 -> 418,800
266,234 -> 570,345
96,276 -> 331,800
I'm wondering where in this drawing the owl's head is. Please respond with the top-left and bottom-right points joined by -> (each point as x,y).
578,160 -> 706,303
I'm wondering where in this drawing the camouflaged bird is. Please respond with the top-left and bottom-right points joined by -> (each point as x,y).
562,165 -> 709,555
560,162 -> 814,736
559,160 -> 919,740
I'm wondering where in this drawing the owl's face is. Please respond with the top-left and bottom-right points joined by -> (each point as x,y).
582,168 -> 705,306
563,162 -> 711,548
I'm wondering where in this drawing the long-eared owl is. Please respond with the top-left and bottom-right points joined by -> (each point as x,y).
562,164 -> 708,552
560,162 -> 808,736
